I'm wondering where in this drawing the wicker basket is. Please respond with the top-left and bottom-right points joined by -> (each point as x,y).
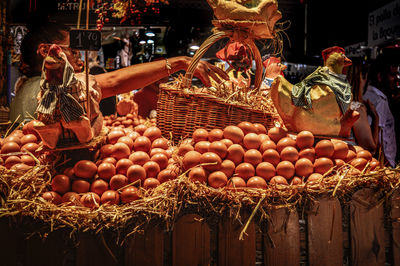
156,29 -> 281,143
157,87 -> 280,143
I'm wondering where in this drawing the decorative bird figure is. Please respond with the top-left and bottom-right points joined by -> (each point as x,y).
270,46 -> 360,138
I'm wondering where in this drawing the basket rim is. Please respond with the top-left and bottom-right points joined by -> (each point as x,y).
159,85 -> 279,116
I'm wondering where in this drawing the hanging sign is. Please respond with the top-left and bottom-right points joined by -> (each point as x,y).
69,29 -> 101,51
368,0 -> 400,47
344,42 -> 367,58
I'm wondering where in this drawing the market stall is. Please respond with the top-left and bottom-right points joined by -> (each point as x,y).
0,0 -> 399,266
0,118 -> 399,266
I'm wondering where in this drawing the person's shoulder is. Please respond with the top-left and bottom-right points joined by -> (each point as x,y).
364,86 -> 388,106
366,85 -> 387,100
19,76 -> 41,88
15,76 -> 40,97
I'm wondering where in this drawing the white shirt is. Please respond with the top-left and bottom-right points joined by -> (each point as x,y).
364,85 -> 397,167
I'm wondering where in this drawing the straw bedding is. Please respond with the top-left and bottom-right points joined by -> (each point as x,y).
0,158 -> 398,241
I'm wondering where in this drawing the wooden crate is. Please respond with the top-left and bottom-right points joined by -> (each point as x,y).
1,188 -> 399,266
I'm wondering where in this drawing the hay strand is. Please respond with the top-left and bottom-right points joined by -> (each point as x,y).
0,160 -> 399,241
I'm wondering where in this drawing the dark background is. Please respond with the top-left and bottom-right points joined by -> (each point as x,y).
6,0 -> 396,65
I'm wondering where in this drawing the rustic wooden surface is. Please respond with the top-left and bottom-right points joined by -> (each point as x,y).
264,208 -> 300,266
0,220 -> 18,266
25,231 -> 68,266
307,196 -> 343,266
392,189 -> 400,266
172,214 -> 211,266
76,233 -> 119,266
218,214 -> 256,266
0,0 -> 8,98
350,188 -> 385,266
125,226 -> 164,266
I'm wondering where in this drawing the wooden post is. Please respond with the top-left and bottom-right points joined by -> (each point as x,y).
25,231 -> 67,266
392,189 -> 400,266
125,226 -> 164,266
172,214 -> 211,266
85,0 -> 90,120
264,207 -> 300,266
0,0 -> 9,99
0,220 -> 19,266
307,196 -> 343,266
350,188 -> 385,266
76,233 -> 120,266
218,213 -> 256,266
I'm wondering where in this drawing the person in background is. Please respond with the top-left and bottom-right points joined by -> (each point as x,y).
10,21 -> 72,122
89,64 -> 117,116
10,17 -> 228,123
87,51 -> 117,116
363,55 -> 397,167
119,34 -> 133,68
132,57 -> 169,118
390,69 -> 400,164
376,52 -> 400,164
133,76 -> 168,118
346,59 -> 379,154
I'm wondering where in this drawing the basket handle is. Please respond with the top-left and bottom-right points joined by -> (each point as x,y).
180,30 -> 264,93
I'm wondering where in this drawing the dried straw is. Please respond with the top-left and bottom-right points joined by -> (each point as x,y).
0,160 -> 398,241
163,76 -> 279,116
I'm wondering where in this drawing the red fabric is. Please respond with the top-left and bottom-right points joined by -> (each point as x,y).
133,87 -> 158,118
216,42 -> 251,70
321,46 -> 345,62
262,56 -> 281,68
216,42 -> 248,61
263,56 -> 286,77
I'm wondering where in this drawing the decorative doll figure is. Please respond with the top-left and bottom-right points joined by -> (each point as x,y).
34,44 -> 103,148
270,46 -> 360,138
